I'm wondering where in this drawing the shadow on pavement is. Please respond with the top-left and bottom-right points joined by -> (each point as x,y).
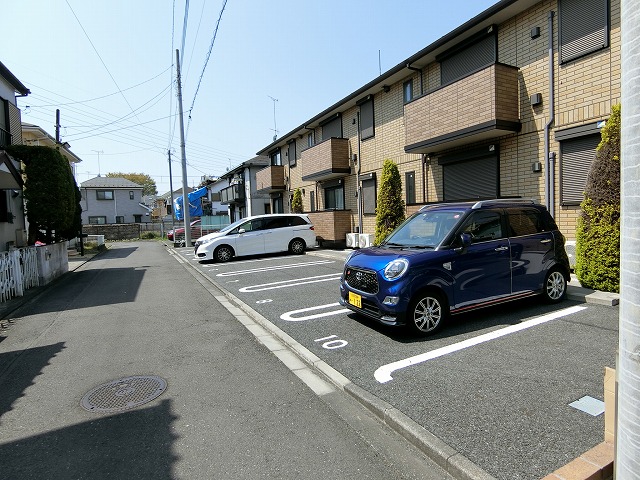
0,399 -> 178,480
0,342 -> 66,418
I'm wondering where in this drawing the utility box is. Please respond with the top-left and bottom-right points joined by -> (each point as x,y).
358,234 -> 374,248
346,233 -> 359,248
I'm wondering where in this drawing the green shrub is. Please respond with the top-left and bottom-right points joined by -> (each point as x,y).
291,188 -> 303,213
575,104 -> 620,292
141,231 -> 160,239
374,160 -> 405,245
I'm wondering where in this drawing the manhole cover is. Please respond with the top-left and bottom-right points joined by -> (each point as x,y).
81,375 -> 167,413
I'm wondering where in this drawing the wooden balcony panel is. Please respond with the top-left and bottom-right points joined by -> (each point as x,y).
255,165 -> 285,193
404,63 -> 521,154
301,138 -> 351,181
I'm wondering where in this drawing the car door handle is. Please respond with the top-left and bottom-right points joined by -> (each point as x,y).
495,246 -> 509,252
540,239 -> 552,244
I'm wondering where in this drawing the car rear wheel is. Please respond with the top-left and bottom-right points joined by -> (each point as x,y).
543,268 -> 567,303
289,238 -> 306,255
214,245 -> 234,263
407,291 -> 448,335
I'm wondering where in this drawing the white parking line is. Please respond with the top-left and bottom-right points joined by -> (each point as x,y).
239,273 -> 342,293
217,260 -> 335,277
281,303 -> 350,322
374,305 -> 588,384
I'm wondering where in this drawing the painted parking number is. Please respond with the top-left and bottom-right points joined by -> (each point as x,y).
314,335 -> 348,350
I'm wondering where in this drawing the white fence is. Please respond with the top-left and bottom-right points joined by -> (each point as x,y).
0,247 -> 39,303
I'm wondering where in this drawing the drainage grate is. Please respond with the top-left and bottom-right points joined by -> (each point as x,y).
81,375 -> 167,413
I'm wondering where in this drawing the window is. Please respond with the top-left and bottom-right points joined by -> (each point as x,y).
116,216 -> 124,223
270,149 -> 281,166
167,203 -> 173,215
288,216 -> 308,226
403,80 -> 413,104
273,196 -> 284,213
264,216 -> 287,229
0,98 -> 10,147
288,141 -> 297,167
560,133 -> 601,205
89,216 -> 107,225
460,210 -> 504,243
234,218 -> 265,233
307,132 -> 315,148
439,147 -> 499,201
559,0 -> 608,64
361,175 -> 376,215
320,114 -> 342,140
128,191 -> 133,200
405,171 -> 416,204
357,95 -> 375,140
438,27 -> 497,85
507,208 -> 547,236
96,190 -> 114,200
133,215 -> 142,223
324,184 -> 344,210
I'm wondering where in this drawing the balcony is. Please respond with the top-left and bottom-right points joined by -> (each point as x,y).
307,209 -> 352,247
301,137 -> 350,181
0,127 -> 12,148
219,184 -> 245,204
255,165 -> 285,193
404,63 -> 521,154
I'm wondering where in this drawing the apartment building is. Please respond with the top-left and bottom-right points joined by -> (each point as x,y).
256,0 -> 619,246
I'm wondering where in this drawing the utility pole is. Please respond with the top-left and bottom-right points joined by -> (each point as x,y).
55,109 -> 60,143
176,49 -> 191,247
168,149 -> 176,243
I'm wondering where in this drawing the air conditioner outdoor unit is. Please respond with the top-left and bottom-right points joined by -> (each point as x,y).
358,234 -> 374,248
346,233 -> 359,248
565,240 -> 576,269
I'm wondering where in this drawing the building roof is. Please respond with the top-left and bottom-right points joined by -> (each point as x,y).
81,176 -> 143,188
256,0 -> 538,155
0,60 -> 30,96
219,155 -> 269,179
21,123 -> 83,164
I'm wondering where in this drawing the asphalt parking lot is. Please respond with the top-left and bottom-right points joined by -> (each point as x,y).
174,246 -> 618,480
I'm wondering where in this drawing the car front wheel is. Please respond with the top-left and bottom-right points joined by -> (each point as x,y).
289,238 -> 306,255
543,268 -> 567,303
214,245 -> 234,263
407,291 -> 448,335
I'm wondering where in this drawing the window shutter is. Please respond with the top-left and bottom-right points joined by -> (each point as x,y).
559,0 -> 608,63
362,177 -> 376,215
359,97 -> 375,140
560,134 -> 601,205
288,141 -> 296,167
443,155 -> 498,201
321,116 -> 342,140
440,33 -> 496,85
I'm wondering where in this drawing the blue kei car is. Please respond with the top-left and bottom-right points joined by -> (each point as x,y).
339,199 -> 571,336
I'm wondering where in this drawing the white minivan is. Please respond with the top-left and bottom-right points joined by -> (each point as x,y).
194,213 -> 316,262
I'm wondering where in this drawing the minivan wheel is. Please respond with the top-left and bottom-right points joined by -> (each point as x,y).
214,245 -> 234,262
407,292 -> 448,335
289,238 -> 306,255
543,268 -> 567,303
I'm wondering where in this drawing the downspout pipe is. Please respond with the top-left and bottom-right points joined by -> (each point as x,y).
406,63 -> 424,94
544,11 -> 556,217
355,112 -> 363,234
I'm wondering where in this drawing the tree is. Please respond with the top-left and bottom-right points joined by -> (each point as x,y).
106,172 -> 157,196
6,145 -> 80,244
575,104 -> 620,293
374,159 -> 405,245
291,188 -> 303,213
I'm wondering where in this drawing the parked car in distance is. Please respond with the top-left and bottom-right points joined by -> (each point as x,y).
339,199 -> 571,336
168,219 -> 201,242
194,213 -> 316,262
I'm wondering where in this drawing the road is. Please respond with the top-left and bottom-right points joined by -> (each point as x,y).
0,242 -> 453,480
176,245 -> 619,480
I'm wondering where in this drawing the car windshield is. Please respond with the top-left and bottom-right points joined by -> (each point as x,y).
217,217 -> 249,233
381,210 -> 464,248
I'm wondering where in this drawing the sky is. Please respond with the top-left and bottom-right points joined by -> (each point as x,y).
2,0 -> 497,196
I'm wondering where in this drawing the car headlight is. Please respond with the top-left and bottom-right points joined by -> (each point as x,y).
383,258 -> 409,280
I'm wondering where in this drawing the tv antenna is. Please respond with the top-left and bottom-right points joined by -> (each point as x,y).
92,150 -> 103,176
268,95 -> 279,141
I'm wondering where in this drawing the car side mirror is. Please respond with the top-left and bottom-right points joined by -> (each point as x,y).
238,228 -> 246,234
459,232 -> 472,247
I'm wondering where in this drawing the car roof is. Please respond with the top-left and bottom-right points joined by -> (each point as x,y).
419,199 -> 541,212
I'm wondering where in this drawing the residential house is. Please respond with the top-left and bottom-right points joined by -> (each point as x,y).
0,60 -> 29,250
22,123 -> 82,176
256,0 -> 620,247
80,176 -> 150,225
218,156 -> 270,223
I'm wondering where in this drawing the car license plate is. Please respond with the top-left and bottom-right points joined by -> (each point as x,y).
348,291 -> 362,308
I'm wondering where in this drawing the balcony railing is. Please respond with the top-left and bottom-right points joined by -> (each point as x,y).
404,63 -> 521,154
219,184 -> 245,204
255,165 -> 285,193
0,127 -> 12,148
301,137 -> 350,181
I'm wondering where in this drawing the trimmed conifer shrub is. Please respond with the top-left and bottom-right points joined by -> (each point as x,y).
374,159 -> 405,245
291,187 -> 303,213
574,104 -> 620,292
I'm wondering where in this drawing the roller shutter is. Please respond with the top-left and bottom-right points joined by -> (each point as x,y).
559,0 -> 608,63
560,134 -> 600,205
